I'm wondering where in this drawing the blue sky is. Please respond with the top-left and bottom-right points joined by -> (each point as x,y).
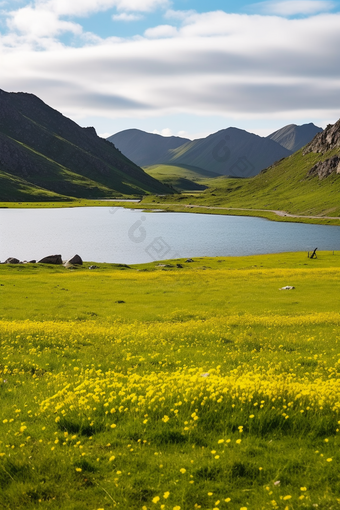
79,1 -> 267,39
1,0 -> 340,139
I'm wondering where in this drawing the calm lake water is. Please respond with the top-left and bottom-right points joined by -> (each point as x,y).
0,207 -> 339,264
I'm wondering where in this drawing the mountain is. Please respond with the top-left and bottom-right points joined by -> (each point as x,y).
267,123 -> 323,152
109,127 -> 292,178
163,128 -> 292,177
0,90 -> 170,201
107,129 -> 190,167
166,120 -> 340,217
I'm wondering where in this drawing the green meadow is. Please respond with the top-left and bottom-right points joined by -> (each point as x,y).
1,253 -> 340,510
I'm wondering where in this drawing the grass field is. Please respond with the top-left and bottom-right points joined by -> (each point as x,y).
144,165 -> 220,192
1,253 -> 340,509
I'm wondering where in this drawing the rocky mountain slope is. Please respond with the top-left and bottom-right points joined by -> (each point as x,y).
0,90 -> 170,201
267,123 -> 322,152
303,119 -> 340,180
304,119 -> 340,154
308,155 -> 340,179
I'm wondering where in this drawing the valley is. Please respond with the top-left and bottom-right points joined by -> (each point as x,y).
1,89 -> 339,228
1,2 -> 340,509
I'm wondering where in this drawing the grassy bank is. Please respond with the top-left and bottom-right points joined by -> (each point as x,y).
0,199 -> 141,209
138,202 -> 340,226
1,198 -> 340,226
1,253 -> 340,509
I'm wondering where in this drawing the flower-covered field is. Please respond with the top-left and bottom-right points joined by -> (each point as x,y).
1,253 -> 340,509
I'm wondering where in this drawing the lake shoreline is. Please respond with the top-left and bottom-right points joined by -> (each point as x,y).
1,207 -> 340,264
1,199 -> 340,226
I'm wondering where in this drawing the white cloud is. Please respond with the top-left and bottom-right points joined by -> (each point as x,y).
112,12 -> 143,21
152,128 -> 175,136
144,24 -> 178,38
36,0 -> 117,17
1,8 -> 340,129
98,132 -> 112,138
164,9 -> 197,20
34,0 -> 169,16
112,0 -> 170,12
5,0 -> 170,41
177,130 -> 189,138
251,1 -> 336,16
160,128 -> 173,136
7,6 -> 82,37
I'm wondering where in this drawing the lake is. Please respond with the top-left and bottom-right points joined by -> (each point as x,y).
0,207 -> 339,264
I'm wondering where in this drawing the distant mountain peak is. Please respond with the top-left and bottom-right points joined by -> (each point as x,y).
107,129 -> 191,167
267,123 -> 322,152
109,126 -> 292,178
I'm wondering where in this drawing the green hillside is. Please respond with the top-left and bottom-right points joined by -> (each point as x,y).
144,146 -> 340,220
0,137 -> 122,201
144,164 -> 220,191
0,170 -> 67,202
200,148 -> 340,215
0,90 -> 171,201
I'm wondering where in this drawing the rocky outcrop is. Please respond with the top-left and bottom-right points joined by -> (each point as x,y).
4,257 -> 20,264
65,254 -> 83,265
38,254 -> 63,264
308,156 -> 340,180
302,119 -> 340,180
303,119 -> 340,155
1,255 -> 83,265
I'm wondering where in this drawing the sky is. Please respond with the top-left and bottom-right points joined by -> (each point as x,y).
0,0 -> 340,139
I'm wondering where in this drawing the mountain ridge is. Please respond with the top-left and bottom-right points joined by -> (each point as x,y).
163,127 -> 291,177
109,123 -> 322,179
147,119 -> 340,218
107,129 -> 190,167
267,123 -> 322,152
0,90 -> 170,200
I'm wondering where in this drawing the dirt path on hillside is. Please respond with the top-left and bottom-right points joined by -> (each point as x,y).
142,203 -> 340,221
